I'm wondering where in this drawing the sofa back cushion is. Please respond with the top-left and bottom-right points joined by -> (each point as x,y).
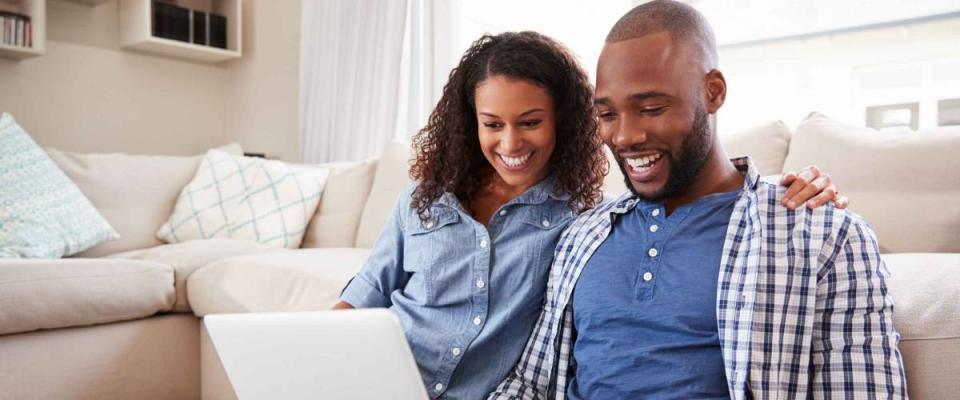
720,120 -> 792,176
783,113 -> 960,253
302,159 -> 379,248
48,144 -> 243,257
355,142 -> 414,248
602,120 -> 793,196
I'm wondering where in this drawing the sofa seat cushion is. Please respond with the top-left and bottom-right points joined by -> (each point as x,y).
0,259 -> 174,335
187,248 -> 371,316
883,253 -> 960,399
109,239 -> 279,312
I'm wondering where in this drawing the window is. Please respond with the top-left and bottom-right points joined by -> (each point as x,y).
867,103 -> 919,131
939,98 -> 960,127
433,0 -> 960,135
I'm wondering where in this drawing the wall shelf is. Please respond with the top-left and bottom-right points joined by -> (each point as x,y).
119,0 -> 241,63
0,0 -> 45,60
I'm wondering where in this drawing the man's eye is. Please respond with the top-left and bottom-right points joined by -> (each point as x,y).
641,107 -> 666,115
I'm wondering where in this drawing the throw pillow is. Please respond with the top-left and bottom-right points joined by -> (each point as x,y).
0,113 -> 119,258
157,150 -> 329,248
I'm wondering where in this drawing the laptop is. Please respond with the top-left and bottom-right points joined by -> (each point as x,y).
204,309 -> 429,400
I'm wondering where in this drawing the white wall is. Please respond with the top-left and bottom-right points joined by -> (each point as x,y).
224,0 -> 301,162
0,0 -> 302,160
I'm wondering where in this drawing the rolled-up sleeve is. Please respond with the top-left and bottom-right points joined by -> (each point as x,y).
340,189 -> 410,308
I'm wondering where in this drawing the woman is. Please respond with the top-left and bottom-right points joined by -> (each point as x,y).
334,31 -> 841,399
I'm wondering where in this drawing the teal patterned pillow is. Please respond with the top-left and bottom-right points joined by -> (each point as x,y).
0,113 -> 118,258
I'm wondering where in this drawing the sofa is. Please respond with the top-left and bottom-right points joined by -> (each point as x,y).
0,112 -> 957,399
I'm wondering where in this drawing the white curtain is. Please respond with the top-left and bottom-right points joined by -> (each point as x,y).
300,0 -> 409,163
392,0 -> 460,141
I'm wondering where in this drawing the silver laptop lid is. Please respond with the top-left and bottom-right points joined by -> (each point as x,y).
205,309 -> 428,400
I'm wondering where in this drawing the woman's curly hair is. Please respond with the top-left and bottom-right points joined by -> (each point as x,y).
409,31 -> 607,219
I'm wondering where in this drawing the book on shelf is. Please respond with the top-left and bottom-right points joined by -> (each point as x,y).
152,1 -> 190,43
209,13 -> 226,49
0,11 -> 31,48
191,9 -> 207,45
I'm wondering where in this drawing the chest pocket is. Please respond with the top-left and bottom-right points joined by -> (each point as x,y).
403,208 -> 462,305
515,207 -> 574,276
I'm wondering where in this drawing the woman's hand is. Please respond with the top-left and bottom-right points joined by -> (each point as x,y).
332,301 -> 355,310
780,165 -> 849,210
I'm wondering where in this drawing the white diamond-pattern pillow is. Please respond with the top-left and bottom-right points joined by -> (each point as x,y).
157,150 -> 329,248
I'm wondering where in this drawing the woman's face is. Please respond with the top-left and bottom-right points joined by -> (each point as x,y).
474,75 -> 557,192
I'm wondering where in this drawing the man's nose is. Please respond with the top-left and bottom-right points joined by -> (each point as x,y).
611,113 -> 647,150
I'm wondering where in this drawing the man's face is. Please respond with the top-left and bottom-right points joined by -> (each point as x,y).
595,31 -> 714,201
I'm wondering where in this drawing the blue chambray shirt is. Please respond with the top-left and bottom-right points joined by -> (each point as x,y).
340,177 -> 575,399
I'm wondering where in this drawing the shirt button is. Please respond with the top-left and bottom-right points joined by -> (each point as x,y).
649,224 -> 659,233
476,279 -> 485,289
473,316 -> 482,325
479,239 -> 488,248
434,383 -> 444,392
499,210 -> 507,216
648,248 -> 658,257
643,272 -> 654,281
541,219 -> 551,228
452,347 -> 462,356
652,208 -> 661,217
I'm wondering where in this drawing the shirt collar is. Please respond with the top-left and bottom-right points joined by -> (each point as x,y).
609,156 -> 760,215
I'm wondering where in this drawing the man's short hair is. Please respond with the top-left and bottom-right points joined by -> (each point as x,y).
607,0 -> 719,69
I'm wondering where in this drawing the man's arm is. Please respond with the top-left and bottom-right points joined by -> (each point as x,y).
811,218 -> 908,398
488,280 -> 560,400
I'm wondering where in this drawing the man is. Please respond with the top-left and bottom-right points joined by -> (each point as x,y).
490,1 -> 907,399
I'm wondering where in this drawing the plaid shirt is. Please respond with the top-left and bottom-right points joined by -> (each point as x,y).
490,157 -> 907,400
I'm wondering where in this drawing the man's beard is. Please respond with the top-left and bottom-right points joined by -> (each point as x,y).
617,105 -> 712,201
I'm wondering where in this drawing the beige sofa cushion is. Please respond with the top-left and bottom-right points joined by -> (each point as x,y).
883,253 -> 960,399
783,113 -> 960,253
302,159 -> 379,248
0,259 -> 174,335
187,248 -> 371,316
48,143 -> 243,257
0,314 -> 200,400
355,142 -> 413,248
109,239 -> 278,312
720,120 -> 792,176
602,120 -> 792,197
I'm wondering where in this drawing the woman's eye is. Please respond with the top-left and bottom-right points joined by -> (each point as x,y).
597,111 -> 617,121
483,122 -> 503,129
520,120 -> 542,128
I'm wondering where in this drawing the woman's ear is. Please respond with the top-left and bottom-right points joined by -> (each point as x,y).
704,69 -> 726,114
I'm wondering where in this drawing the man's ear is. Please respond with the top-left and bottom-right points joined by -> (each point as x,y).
704,69 -> 726,113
